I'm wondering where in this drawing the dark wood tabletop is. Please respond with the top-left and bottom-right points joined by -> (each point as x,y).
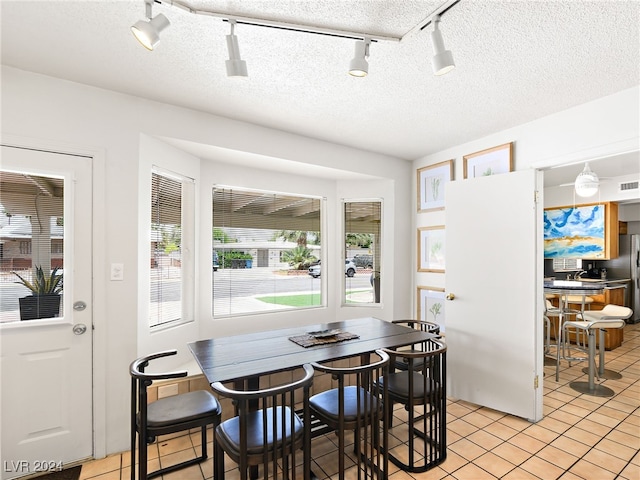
188,316 -> 437,384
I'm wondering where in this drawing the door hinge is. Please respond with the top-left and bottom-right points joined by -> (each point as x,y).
534,375 -> 539,389
534,190 -> 540,204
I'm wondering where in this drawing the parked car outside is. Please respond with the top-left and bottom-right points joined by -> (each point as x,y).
212,252 -> 220,272
308,259 -> 356,278
352,254 -> 373,268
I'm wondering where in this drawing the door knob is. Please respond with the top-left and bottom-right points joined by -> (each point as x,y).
73,324 -> 87,335
445,293 -> 455,301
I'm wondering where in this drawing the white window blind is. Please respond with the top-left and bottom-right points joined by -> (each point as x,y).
212,187 -> 323,317
150,169 -> 194,328
344,200 -> 382,304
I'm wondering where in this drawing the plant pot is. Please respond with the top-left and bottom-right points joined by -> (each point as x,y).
19,295 -> 61,321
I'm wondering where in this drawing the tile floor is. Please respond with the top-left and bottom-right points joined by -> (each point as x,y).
79,323 -> 640,480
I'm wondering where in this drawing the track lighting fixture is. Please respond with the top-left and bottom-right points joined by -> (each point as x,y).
225,20 -> 248,77
574,162 -> 599,197
131,0 -> 170,51
349,38 -> 371,77
430,14 -> 455,76
128,0 -> 462,77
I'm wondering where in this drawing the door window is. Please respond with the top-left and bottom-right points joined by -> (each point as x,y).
0,171 -> 65,323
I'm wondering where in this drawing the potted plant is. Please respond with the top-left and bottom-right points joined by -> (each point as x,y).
13,265 -> 63,320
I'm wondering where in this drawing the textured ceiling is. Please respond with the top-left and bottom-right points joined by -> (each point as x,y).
1,0 -> 639,162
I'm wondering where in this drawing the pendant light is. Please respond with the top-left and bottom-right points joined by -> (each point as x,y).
574,162 -> 599,197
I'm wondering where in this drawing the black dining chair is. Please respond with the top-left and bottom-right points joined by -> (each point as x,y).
390,320 -> 440,372
381,337 -> 447,473
309,349 -> 389,480
130,349 -> 222,480
211,364 -> 315,480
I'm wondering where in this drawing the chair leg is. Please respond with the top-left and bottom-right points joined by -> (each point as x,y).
581,329 -> 623,380
214,434 -> 225,480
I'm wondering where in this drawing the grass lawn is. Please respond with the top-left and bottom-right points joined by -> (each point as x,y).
256,290 -> 371,307
256,293 -> 322,307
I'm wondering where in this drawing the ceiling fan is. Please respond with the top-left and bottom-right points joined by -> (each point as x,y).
556,162 -> 611,197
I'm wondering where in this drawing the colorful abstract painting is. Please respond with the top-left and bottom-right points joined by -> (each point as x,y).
544,204 -> 605,258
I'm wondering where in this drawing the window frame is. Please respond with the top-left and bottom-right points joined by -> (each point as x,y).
149,166 -> 195,330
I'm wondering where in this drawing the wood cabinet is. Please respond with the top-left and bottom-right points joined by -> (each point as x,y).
548,284 -> 626,350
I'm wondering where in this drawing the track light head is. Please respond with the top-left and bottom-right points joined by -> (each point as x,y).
574,162 -> 599,197
430,15 -> 454,76
349,38 -> 370,77
132,1 -> 170,51
225,21 -> 248,77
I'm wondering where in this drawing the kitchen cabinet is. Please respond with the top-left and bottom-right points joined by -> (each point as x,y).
549,284 -> 626,350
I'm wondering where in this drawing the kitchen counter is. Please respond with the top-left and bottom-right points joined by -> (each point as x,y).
546,278 -> 630,286
544,278 -> 630,350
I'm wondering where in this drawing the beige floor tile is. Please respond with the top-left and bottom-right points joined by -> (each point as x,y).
548,435 -> 591,458
568,459 -> 618,480
500,466 -> 540,479
535,444 -> 579,470
582,447 -> 628,476
472,451 -> 515,478
483,421 -> 519,441
466,430 -> 503,450
448,462 -> 498,479
448,438 -> 487,462
519,455 -> 565,479
491,442 -> 531,466
507,432 -> 546,455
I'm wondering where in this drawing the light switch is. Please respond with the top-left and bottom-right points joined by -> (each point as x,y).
110,263 -> 124,281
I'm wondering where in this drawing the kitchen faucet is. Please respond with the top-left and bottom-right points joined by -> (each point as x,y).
574,270 -> 587,280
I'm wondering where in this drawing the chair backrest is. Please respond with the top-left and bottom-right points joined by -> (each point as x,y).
392,319 -> 440,335
211,364 -> 315,480
130,349 -> 188,424
310,350 -> 390,480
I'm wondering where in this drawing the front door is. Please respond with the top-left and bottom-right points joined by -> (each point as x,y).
445,169 -> 543,421
0,146 -> 93,479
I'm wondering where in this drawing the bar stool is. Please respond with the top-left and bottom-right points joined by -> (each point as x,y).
562,305 -> 632,397
578,305 -> 633,381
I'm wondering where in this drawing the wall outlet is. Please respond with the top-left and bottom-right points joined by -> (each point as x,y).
158,383 -> 179,398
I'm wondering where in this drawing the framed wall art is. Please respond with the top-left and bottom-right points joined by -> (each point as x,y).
543,202 -> 618,259
417,160 -> 454,212
418,226 -> 445,272
463,142 -> 513,179
417,286 -> 446,332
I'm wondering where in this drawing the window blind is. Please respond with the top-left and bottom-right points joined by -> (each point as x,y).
212,187 -> 322,317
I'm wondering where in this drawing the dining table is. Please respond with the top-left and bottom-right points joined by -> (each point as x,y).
543,280 -> 606,381
188,316 -> 441,478
188,316 -> 438,385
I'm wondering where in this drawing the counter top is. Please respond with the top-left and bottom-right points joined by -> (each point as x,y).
545,278 -> 631,286
544,280 -> 606,291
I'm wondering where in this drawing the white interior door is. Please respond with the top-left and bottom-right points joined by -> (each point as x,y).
1,146 -> 93,479
445,169 -> 543,421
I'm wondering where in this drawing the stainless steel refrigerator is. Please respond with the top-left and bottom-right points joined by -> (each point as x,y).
606,234 -> 640,323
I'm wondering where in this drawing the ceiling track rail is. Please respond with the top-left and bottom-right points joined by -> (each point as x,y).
154,0 -> 402,42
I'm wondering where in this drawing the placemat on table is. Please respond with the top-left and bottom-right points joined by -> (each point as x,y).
289,331 -> 360,348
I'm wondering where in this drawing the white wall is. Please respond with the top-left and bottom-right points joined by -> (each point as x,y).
0,66 -> 412,456
413,86 -> 640,299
